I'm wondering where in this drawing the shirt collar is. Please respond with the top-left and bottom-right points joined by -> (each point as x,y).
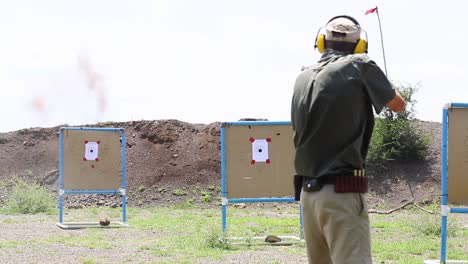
319,49 -> 348,61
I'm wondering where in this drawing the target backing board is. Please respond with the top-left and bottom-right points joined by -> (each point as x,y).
447,107 -> 468,205
222,122 -> 295,199
62,129 -> 121,190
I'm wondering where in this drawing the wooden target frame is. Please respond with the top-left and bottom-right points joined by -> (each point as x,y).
57,127 -> 128,229
435,103 -> 468,263
220,121 -> 302,240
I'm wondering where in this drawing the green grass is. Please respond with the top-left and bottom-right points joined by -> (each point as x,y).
371,212 -> 468,262
80,257 -> 97,264
130,207 -> 235,261
62,206 -> 122,222
127,205 -> 304,261
129,205 -> 467,262
0,240 -> 20,248
172,199 -> 195,209
1,218 -> 17,224
1,202 -> 56,216
47,230 -> 115,249
0,203 -> 467,263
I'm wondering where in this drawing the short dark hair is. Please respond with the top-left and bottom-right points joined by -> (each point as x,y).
324,40 -> 357,54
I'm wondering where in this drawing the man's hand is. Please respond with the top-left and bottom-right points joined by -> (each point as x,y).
386,90 -> 406,112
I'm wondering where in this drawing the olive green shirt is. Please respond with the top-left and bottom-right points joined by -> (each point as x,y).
291,49 -> 396,178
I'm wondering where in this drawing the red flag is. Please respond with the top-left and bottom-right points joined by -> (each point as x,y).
365,7 -> 378,15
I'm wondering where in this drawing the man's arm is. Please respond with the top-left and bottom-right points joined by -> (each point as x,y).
361,59 -> 406,114
386,90 -> 406,112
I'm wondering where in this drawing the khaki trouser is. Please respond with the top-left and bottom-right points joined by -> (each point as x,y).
301,184 -> 372,264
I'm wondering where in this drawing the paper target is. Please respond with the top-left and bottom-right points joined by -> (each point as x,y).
250,137 -> 271,164
84,141 -> 99,161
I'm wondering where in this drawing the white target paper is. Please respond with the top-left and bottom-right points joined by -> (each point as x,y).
252,139 -> 269,162
84,142 -> 99,161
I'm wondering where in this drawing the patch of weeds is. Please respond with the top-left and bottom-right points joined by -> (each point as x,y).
420,196 -> 440,212
411,214 -> 459,237
200,191 -> 212,203
80,257 -> 97,264
0,240 -> 19,248
0,179 -> 6,190
158,187 -> 167,194
242,232 -> 254,247
205,228 -> 231,250
172,189 -> 187,196
148,247 -> 173,257
89,206 -> 100,216
5,177 -> 54,214
207,185 -> 216,191
249,226 -> 267,238
2,218 -> 17,224
138,245 -> 152,251
173,199 -> 194,209
48,234 -> 114,249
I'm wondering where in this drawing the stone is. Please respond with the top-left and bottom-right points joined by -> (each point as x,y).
99,216 -> 110,226
265,235 -> 282,243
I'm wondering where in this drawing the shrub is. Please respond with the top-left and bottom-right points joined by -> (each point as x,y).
5,177 -> 54,214
367,83 -> 429,168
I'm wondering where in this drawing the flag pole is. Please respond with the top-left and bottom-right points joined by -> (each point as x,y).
375,7 -> 388,76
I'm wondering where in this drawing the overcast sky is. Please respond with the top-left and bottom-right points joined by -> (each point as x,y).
1,0 -> 467,132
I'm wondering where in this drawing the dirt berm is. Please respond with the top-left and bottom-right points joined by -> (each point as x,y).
0,119 -> 442,210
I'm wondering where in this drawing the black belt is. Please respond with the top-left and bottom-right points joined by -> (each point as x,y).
302,174 -> 339,186
302,174 -> 368,193
320,175 -> 338,185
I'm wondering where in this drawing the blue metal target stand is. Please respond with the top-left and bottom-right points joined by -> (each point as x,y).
425,103 -> 468,264
220,121 -> 303,245
57,127 -> 129,229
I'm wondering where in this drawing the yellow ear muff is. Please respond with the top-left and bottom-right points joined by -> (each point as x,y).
354,39 -> 368,54
316,34 -> 326,53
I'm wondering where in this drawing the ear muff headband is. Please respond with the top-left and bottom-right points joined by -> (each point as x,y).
326,15 -> 360,27
314,15 -> 368,54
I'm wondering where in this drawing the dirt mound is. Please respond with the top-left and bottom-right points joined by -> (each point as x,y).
367,120 -> 442,208
0,119 -> 442,209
